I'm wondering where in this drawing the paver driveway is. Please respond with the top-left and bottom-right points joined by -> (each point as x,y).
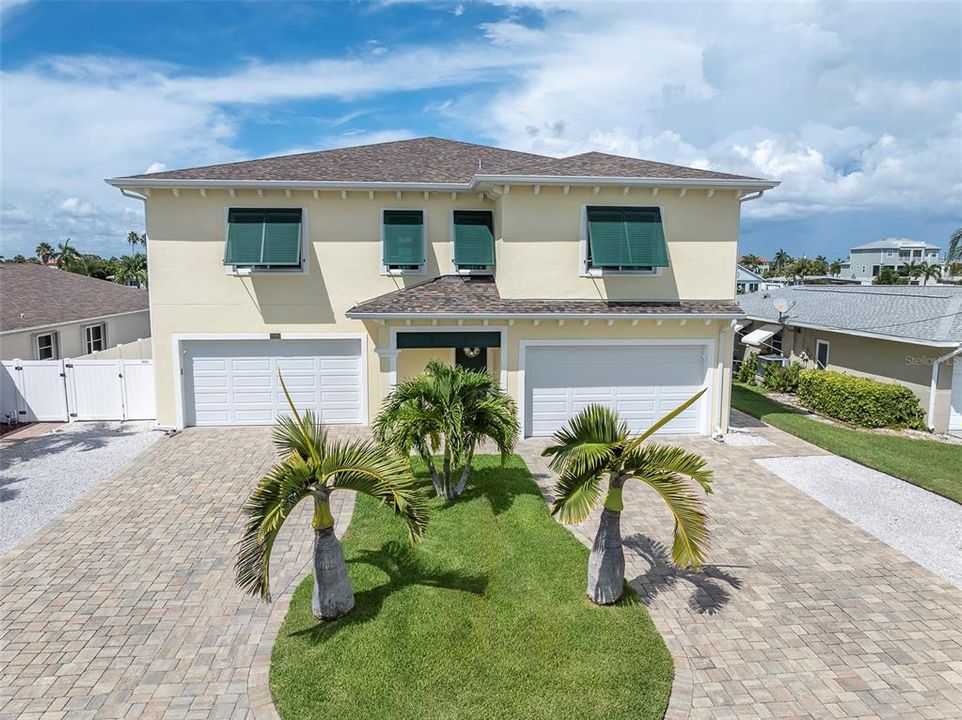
0,427 -> 354,720
518,414 -> 962,720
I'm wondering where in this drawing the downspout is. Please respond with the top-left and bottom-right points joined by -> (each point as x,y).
712,320 -> 731,438
928,344 -> 962,431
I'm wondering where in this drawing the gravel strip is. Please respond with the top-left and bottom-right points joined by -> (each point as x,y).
0,421 -> 162,554
756,454 -> 962,589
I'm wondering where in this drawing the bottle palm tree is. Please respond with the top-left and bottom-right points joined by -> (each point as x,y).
542,391 -> 713,605
374,360 -> 519,499
35,242 -> 55,264
236,377 -> 429,620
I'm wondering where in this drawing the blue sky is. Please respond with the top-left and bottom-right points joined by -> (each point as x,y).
1,0 -> 960,263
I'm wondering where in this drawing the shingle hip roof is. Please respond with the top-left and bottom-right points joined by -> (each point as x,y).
0,264 -> 149,333
737,285 -> 962,346
346,275 -> 741,318
111,137 -> 769,185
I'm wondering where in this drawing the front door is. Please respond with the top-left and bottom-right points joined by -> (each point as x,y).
455,346 -> 487,373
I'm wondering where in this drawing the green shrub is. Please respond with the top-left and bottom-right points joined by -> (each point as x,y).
735,352 -> 759,385
796,369 -> 926,429
762,362 -> 803,393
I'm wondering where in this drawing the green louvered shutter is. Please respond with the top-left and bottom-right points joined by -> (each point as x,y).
225,210 -> 266,265
453,210 -> 495,267
624,208 -> 669,267
383,210 -> 424,266
225,209 -> 302,267
260,210 -> 302,266
587,206 -> 669,269
587,207 -> 631,267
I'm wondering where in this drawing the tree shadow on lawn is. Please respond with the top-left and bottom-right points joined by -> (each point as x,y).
623,534 -> 743,615
290,540 -> 488,643
456,463 -> 543,516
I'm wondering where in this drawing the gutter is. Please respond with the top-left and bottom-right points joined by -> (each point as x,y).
345,310 -> 743,321
106,175 -> 779,193
928,344 -> 962,431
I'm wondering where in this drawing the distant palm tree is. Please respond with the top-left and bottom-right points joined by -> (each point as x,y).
900,260 -> 924,284
947,228 -> 962,278
236,377 -> 428,619
543,392 -> 713,605
54,238 -> 79,269
127,231 -> 146,255
920,262 -> 942,285
772,249 -> 792,274
113,254 -> 148,288
829,258 -> 843,277
35,242 -> 55,264
812,255 -> 829,276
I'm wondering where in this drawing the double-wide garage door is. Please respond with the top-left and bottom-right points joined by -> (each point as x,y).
524,344 -> 710,437
184,339 -> 364,426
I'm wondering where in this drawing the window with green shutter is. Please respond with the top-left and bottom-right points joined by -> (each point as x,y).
224,208 -> 303,269
453,210 -> 495,271
585,206 -> 668,272
382,210 -> 425,271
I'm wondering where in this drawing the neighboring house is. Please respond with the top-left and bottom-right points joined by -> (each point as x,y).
738,256 -> 770,274
0,264 -> 150,361
106,137 -> 778,437
736,265 -> 774,294
737,286 -> 962,434
764,275 -> 864,287
845,237 -> 941,282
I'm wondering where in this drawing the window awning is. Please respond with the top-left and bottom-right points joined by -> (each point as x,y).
733,322 -> 747,332
740,324 -> 781,347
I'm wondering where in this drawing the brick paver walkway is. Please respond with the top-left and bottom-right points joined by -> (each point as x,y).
518,414 -> 962,720
0,427 -> 355,720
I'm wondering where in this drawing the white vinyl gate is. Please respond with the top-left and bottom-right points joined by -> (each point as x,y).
1,358 -> 155,423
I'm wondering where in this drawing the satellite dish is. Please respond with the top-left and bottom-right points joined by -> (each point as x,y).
773,298 -> 790,314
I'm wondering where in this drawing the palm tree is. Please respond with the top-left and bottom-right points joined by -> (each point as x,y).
900,260 -> 924,284
829,258 -> 843,277
374,360 -> 519,500
127,231 -> 146,255
787,258 -> 812,284
771,249 -> 792,275
812,255 -> 829,276
35,242 -> 55,265
113,254 -> 148,288
236,377 -> 429,620
542,391 -> 713,605
54,238 -> 79,269
919,262 -> 942,286
946,228 -> 962,278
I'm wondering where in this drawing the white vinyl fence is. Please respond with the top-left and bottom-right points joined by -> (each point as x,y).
1,358 -> 155,423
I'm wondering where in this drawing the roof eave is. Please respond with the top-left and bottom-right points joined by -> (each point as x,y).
346,310 -> 743,321
741,314 -> 960,348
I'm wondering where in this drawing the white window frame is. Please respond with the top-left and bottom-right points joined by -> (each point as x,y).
83,323 -> 107,354
449,208 -> 496,275
579,204 -> 665,278
381,207 -> 427,276
34,331 -> 60,360
815,339 -> 830,369
223,206 -> 310,276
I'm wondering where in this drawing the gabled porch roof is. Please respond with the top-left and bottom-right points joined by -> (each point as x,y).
345,275 -> 741,320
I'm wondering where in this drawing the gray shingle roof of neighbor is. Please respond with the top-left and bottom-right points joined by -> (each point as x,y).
0,264 -> 148,333
737,285 -> 962,346
850,237 -> 941,251
346,274 -> 741,317
114,137 -> 768,184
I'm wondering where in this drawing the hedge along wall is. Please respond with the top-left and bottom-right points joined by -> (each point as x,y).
796,369 -> 926,429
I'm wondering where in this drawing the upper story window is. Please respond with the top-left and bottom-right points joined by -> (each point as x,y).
382,209 -> 425,275
452,210 -> 495,273
84,323 -> 106,354
224,208 -> 303,271
35,331 -> 59,360
583,206 -> 669,275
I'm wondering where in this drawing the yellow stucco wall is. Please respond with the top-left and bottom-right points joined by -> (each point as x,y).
144,185 -> 740,429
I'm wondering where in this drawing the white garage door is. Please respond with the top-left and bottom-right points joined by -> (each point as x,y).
523,344 -> 710,437
184,339 -> 364,427
950,359 -> 962,432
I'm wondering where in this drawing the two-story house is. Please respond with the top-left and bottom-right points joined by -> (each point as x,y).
106,138 -> 777,437
846,238 -> 941,282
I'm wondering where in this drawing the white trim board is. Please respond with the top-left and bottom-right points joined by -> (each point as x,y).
387,325 -> 508,391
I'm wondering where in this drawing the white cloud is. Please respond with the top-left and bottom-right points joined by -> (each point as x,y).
58,197 -> 95,217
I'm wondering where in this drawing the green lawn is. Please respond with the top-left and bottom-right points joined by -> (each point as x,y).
270,455 -> 673,720
732,383 -> 962,503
